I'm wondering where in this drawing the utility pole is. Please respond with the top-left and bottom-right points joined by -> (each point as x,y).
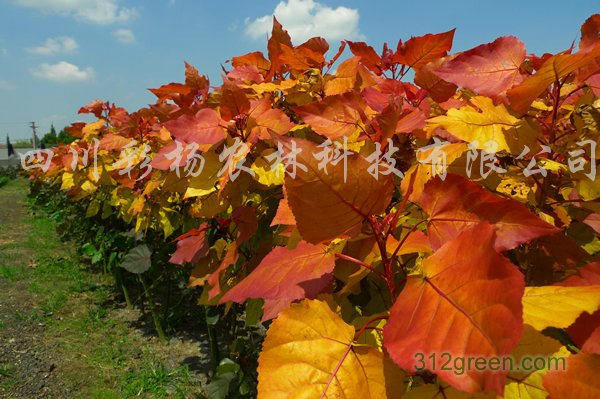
29,122 -> 38,150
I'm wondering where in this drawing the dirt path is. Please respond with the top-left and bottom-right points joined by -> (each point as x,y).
0,179 -> 68,398
0,180 -> 208,398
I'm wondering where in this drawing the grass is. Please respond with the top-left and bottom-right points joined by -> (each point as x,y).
122,360 -> 192,398
0,179 -> 206,398
0,363 -> 16,391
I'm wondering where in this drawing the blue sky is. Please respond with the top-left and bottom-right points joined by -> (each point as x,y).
0,0 -> 598,141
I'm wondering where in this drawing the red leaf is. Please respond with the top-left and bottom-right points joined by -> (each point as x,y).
219,80 -> 251,121
227,65 -> 264,83
150,141 -> 199,170
78,99 -> 106,118
98,133 -> 131,151
232,206 -> 258,244
270,198 -> 296,226
208,242 -> 239,299
432,36 -> 526,98
417,174 -> 558,251
164,108 -> 226,145
295,93 -> 366,139
247,99 -> 294,141
395,107 -> 426,134
346,41 -> 382,74
267,17 -> 293,79
543,354 -> 600,399
580,14 -> 600,52
149,83 -> 192,100
64,122 -> 86,138
567,311 -> 600,348
394,29 -> 456,69
282,137 -> 394,244
508,47 -> 600,113
219,241 -> 335,320
557,261 -> 600,286
383,222 -> 524,394
414,58 -> 458,103
583,326 -> 600,355
231,51 -> 270,77
279,39 -> 328,72
169,226 -> 210,265
184,62 -> 209,93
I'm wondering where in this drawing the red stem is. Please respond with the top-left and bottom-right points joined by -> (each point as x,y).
334,252 -> 386,280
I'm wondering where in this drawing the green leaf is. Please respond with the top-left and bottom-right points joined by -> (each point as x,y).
120,244 -> 152,274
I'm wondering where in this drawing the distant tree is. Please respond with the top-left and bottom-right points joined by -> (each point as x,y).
57,128 -> 76,144
14,139 -> 32,148
41,123 -> 58,147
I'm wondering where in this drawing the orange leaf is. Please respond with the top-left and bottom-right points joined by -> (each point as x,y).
417,174 -> 558,251
169,225 -> 209,265
231,51 -> 270,77
266,17 -> 293,79
149,83 -> 192,100
270,197 -> 296,226
543,353 -> 600,399
432,36 -> 526,98
295,92 -> 367,139
98,133 -> 131,151
580,14 -> 600,52
395,29 -> 456,69
219,241 -> 335,320
384,222 -> 524,394
508,46 -> 600,113
207,242 -> 239,299
414,58 -> 458,103
282,137 -> 394,244
324,56 -> 360,96
247,99 -> 294,141
219,80 -> 251,121
258,299 -> 404,398
164,108 -> 226,145
346,41 -> 382,74
582,326 -> 600,355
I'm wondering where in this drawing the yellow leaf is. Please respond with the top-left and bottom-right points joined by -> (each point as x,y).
257,299 -> 404,398
81,119 -> 105,140
60,172 -> 74,190
324,56 -> 359,96
401,142 -> 467,202
522,285 -> 600,330
158,208 -> 174,238
495,174 -> 531,203
428,96 -> 538,154
251,149 -> 285,187
244,79 -> 298,95
503,325 -> 569,399
538,158 -> 568,172
183,151 -> 221,199
576,174 -> 600,201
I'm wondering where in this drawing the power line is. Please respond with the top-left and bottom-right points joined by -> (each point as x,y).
30,121 -> 38,150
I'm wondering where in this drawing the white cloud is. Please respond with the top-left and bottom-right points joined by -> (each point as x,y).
13,0 -> 138,25
0,80 -> 16,90
26,36 -> 78,55
31,61 -> 95,83
113,28 -> 136,44
244,0 -> 363,44
0,48 -> 8,57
